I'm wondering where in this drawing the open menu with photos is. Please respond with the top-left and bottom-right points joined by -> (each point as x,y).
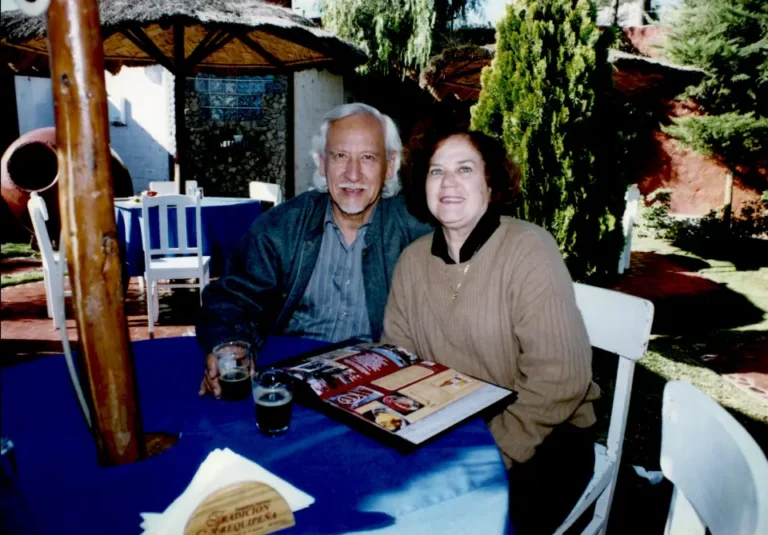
276,341 -> 517,451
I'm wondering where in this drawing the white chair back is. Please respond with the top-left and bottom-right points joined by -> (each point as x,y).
662,381 -> 768,535
574,281 -> 653,462
618,185 -> 640,274
185,180 -> 198,196
249,181 -> 283,205
555,283 -> 654,534
27,193 -> 91,427
27,193 -> 58,279
149,181 -> 176,194
140,192 -> 203,268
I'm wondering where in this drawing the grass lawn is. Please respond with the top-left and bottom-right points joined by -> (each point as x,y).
594,235 -> 767,532
1,270 -> 44,288
1,243 -> 44,288
1,243 -> 39,260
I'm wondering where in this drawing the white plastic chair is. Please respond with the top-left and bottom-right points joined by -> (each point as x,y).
27,193 -> 92,428
27,192 -> 71,324
149,181 -> 176,194
618,184 -> 640,274
185,181 -> 198,196
661,381 -> 768,535
249,181 -> 283,205
140,191 -> 210,333
554,283 -> 655,535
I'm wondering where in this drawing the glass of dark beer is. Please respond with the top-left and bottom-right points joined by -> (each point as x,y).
213,341 -> 253,402
252,369 -> 294,436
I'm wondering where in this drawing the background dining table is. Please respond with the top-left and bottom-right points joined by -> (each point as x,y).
0,336 -> 513,535
114,196 -> 262,278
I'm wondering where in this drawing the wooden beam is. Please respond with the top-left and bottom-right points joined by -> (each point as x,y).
102,26 -> 121,42
46,0 -> 144,466
238,33 -> 284,69
14,51 -> 39,73
183,28 -> 222,67
185,28 -> 237,70
120,26 -> 174,73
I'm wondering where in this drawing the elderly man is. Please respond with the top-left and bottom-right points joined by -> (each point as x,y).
197,103 -> 431,398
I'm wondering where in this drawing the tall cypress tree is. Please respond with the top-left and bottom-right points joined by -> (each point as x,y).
471,0 -> 625,281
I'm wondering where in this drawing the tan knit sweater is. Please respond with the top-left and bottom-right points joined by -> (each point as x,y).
382,217 -> 599,467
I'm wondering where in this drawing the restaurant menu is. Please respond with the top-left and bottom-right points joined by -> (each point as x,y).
280,343 -> 516,449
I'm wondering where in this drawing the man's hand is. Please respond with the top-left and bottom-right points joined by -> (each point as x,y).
199,353 -> 221,398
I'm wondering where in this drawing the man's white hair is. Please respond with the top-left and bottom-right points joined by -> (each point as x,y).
311,103 -> 403,198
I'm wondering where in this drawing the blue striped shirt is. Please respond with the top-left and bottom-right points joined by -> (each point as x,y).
284,200 -> 373,342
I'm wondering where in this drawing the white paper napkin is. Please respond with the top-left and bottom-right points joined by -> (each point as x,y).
140,448 -> 314,534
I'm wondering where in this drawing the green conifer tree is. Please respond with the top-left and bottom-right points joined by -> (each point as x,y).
662,0 -> 768,166
471,0 -> 625,281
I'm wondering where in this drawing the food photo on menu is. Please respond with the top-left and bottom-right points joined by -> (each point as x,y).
361,405 -> 409,432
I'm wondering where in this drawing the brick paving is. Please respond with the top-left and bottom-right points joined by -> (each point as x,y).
1,273 -> 195,365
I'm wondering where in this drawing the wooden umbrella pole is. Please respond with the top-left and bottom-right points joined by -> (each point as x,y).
47,0 -> 145,465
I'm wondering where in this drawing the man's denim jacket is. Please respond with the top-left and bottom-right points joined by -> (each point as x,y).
196,190 -> 432,354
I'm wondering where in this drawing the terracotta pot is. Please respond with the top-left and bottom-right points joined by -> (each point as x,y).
0,126 -> 134,241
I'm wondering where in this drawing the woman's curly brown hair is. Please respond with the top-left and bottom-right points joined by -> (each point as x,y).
403,121 -> 521,223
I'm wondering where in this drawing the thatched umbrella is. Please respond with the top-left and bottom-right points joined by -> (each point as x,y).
1,0 -> 366,188
419,44 -> 495,102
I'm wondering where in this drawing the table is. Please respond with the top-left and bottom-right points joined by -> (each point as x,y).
114,197 -> 262,277
0,337 -> 512,535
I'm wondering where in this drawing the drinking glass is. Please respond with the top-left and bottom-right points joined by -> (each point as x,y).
213,341 -> 253,402
252,369 -> 294,436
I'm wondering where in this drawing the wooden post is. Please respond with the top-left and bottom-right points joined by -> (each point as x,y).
610,0 -> 620,27
723,172 -> 734,228
47,0 -> 145,465
173,23 -> 186,194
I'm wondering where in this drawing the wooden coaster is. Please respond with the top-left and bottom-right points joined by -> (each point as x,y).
184,481 -> 295,535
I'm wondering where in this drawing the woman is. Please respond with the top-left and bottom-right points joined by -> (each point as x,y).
383,127 -> 600,535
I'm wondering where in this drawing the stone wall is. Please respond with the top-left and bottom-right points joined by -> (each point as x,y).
185,75 -> 287,198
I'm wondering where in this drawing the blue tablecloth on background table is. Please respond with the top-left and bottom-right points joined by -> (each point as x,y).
114,197 -> 262,277
0,336 -> 512,535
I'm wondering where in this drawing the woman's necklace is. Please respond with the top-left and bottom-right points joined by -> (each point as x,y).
444,244 -> 483,301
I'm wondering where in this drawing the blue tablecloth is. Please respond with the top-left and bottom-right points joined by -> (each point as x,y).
114,197 -> 262,277
1,336 -> 512,535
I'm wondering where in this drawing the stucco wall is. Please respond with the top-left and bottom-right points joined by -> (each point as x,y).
14,76 -> 54,134
104,66 -> 173,193
15,67 -> 173,194
293,69 -> 344,195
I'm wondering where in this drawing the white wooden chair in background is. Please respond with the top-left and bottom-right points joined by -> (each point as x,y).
148,181 -> 176,195
661,381 -> 768,535
140,191 -> 210,333
27,192 -> 71,325
27,192 -> 91,427
185,180 -> 198,196
553,283 -> 655,535
618,185 -> 641,274
249,181 -> 283,205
